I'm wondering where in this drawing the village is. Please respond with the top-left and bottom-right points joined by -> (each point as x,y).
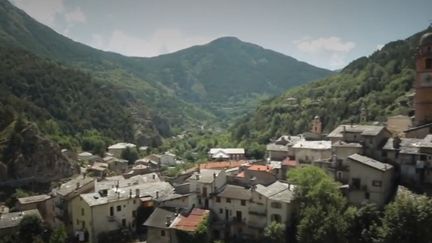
0,31 -> 432,243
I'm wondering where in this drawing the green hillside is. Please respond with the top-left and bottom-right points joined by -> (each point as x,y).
0,47 -> 164,152
0,0 -> 332,128
231,29 -> 430,144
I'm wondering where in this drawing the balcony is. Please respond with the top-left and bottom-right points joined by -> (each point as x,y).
248,204 -> 266,216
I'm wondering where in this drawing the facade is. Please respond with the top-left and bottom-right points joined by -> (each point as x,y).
16,194 -> 56,227
383,135 -> 432,184
292,140 -> 332,163
414,32 -> 432,126
187,169 -> 227,209
311,115 -> 322,134
71,181 -> 175,243
53,175 -> 94,230
347,154 -> 395,207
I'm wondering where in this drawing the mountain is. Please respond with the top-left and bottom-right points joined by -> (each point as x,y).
231,29 -> 429,144
0,0 -> 332,127
135,37 -> 333,117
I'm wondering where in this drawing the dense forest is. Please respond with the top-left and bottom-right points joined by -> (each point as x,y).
230,29 -> 430,144
0,47 -> 165,154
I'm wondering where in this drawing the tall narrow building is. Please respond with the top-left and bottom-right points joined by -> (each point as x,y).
414,32 -> 432,125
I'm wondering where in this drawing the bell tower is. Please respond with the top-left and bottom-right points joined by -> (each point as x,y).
311,115 -> 322,135
414,32 -> 432,125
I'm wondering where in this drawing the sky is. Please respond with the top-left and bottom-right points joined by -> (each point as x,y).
10,0 -> 432,70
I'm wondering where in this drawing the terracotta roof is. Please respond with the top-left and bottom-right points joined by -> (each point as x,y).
247,165 -> 272,172
236,171 -> 245,178
173,208 -> 210,232
199,160 -> 247,170
282,159 -> 298,167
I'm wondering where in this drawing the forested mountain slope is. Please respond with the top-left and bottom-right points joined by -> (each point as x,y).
231,29 -> 430,144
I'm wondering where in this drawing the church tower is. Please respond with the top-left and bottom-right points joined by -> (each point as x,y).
414,32 -> 432,125
311,115 -> 322,134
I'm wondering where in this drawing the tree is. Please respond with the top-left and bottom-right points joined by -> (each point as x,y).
18,215 -> 43,243
377,188 -> 432,243
49,225 -> 67,243
121,147 -> 139,165
346,204 -> 381,243
264,221 -> 286,243
288,166 -> 353,243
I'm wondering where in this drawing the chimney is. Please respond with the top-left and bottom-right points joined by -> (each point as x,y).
195,174 -> 200,180
76,182 -> 80,189
156,191 -> 159,199
152,174 -> 156,180
213,173 -> 216,179
343,125 -> 346,132
83,173 -> 86,178
135,189 -> 140,198
129,189 -> 132,198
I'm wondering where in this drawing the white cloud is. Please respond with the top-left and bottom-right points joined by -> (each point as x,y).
92,29 -> 213,57
65,7 -> 86,24
293,36 -> 356,69
11,0 -> 64,27
294,36 -> 355,54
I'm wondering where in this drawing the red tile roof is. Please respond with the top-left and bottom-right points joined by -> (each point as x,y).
282,158 -> 298,167
198,160 -> 247,170
236,171 -> 245,178
247,165 -> 272,172
174,208 -> 209,232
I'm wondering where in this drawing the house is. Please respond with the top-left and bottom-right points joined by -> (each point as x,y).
16,194 -> 56,227
144,208 -> 210,243
383,135 -> 432,184
209,148 -> 245,161
108,143 -> 137,158
213,185 -> 251,239
404,122 -> 432,139
160,152 -> 177,167
347,154 -> 395,207
78,152 -> 94,161
0,209 -> 42,237
327,124 -> 392,161
332,141 -> 363,183
292,140 -> 332,163
53,175 -> 95,230
386,115 -> 412,136
71,181 -> 175,243
232,164 -> 277,186
266,135 -> 303,161
187,169 -> 227,209
87,162 -> 108,178
108,158 -> 129,174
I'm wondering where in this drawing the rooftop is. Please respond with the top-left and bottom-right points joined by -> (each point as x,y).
108,142 -> 136,150
332,141 -> 363,148
292,140 -> 332,150
217,185 -> 251,200
82,181 -> 174,207
328,124 -> 386,138
143,207 -> 177,229
95,173 -> 160,191
173,208 -> 209,232
275,135 -> 304,146
0,209 -> 41,229
247,164 -> 273,172
189,169 -> 222,184
56,175 -> 94,197
348,154 -> 393,172
255,181 -> 294,203
209,148 -> 245,155
17,194 -> 51,205
266,143 -> 289,152
198,160 -> 247,170
282,158 -> 298,167
383,138 -> 422,154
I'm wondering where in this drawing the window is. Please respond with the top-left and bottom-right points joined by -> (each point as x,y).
133,200 -> 136,204
271,214 -> 281,223
161,230 -> 166,236
122,219 -> 126,227
117,205 -> 121,212
76,219 -> 80,225
365,192 -> 370,200
81,208 -> 84,216
219,209 -> 223,214
271,202 -> 282,209
110,207 -> 114,216
216,197 -> 221,203
226,198 -> 231,203
132,210 -> 136,217
241,200 -> 246,206
351,178 -> 361,190
426,58 -> 432,69
372,180 -> 382,187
